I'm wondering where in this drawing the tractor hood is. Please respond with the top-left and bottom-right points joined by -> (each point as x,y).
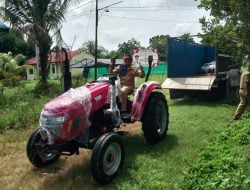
43,86 -> 92,117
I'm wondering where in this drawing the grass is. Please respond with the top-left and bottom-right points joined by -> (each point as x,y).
113,97 -> 235,190
0,80 -> 62,132
182,111 -> 250,189
0,76 -> 248,190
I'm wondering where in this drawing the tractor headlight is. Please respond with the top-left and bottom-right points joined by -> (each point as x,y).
40,115 -> 68,125
39,115 -> 68,139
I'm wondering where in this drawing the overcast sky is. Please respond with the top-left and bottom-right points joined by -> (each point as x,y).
62,0 -> 210,51
0,0 -> 210,51
62,0 -> 209,50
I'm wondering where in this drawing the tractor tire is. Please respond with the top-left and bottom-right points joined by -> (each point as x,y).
142,92 -> 169,144
26,129 -> 60,168
91,132 -> 125,184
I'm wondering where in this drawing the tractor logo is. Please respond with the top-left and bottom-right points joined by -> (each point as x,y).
95,95 -> 102,102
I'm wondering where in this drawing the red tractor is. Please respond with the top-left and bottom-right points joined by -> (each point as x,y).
27,59 -> 169,184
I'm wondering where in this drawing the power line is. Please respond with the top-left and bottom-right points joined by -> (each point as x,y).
66,3 -> 199,16
67,7 -> 199,19
63,1 -> 94,50
67,0 -> 92,13
66,5 -> 201,18
103,15 -> 200,24
83,0 -> 94,44
109,5 -> 198,9
107,8 -> 198,11
67,11 -> 92,19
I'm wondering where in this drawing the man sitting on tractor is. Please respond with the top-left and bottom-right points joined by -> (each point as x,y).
109,53 -> 145,115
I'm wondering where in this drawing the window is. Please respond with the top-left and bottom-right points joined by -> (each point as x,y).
52,64 -> 56,74
29,68 -> 33,75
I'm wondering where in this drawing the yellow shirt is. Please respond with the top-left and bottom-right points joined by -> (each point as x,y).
112,65 -> 145,88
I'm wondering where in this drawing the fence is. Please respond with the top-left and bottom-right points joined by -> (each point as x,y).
88,63 -> 167,78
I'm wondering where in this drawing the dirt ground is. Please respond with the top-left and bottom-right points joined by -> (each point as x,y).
0,122 -> 142,190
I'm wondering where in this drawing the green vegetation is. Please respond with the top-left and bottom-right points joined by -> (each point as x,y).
0,29 -> 35,58
1,0 -> 249,187
0,52 -> 27,85
182,112 -> 250,190
148,35 -> 169,61
0,77 -> 249,190
2,0 -> 78,83
199,0 -> 250,62
0,80 -> 62,132
106,33 -> 192,60
114,98 -> 236,190
117,38 -> 142,58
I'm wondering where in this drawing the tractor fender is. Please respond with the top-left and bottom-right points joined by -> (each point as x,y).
131,81 -> 161,121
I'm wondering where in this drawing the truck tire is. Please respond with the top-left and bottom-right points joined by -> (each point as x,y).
91,132 -> 125,184
142,92 -> 169,143
26,129 -> 60,168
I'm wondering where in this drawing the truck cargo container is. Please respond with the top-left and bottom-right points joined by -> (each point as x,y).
162,38 -> 233,99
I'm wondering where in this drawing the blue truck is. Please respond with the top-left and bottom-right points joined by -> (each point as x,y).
162,38 -> 233,99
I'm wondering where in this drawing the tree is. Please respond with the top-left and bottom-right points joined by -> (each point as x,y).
117,38 -> 142,58
0,29 -> 35,58
81,40 -> 109,58
148,35 -> 169,61
179,33 -> 195,43
107,50 -> 119,59
198,0 -> 250,63
1,0 -> 77,83
82,40 -> 95,56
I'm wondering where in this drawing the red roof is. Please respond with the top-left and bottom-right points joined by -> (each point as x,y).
26,50 -> 80,65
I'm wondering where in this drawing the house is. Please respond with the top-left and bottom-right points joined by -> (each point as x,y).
69,51 -> 94,77
25,50 -> 89,80
70,58 -> 124,78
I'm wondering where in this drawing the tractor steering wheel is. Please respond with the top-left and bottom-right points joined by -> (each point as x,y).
103,73 -> 118,85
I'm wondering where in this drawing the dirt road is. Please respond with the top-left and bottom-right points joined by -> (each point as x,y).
0,123 -> 141,190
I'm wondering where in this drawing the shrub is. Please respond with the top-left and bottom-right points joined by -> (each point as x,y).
182,115 -> 250,190
0,82 -> 3,96
2,76 -> 22,87
14,54 -> 26,66
33,81 -> 62,97
0,80 -> 62,132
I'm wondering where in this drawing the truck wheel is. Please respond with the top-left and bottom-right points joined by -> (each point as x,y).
91,132 -> 125,184
26,129 -> 60,168
142,92 -> 169,143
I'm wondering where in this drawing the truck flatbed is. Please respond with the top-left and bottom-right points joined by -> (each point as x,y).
162,75 -> 216,91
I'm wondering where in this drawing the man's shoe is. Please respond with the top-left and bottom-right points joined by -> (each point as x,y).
121,111 -> 131,122
233,116 -> 240,120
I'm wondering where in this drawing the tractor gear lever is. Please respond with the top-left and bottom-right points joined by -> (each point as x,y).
145,55 -> 153,82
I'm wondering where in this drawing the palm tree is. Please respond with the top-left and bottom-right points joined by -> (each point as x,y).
1,0 -> 77,83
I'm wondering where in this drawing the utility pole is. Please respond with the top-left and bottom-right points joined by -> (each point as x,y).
94,0 -> 98,80
94,0 -> 123,80
62,47 -> 72,92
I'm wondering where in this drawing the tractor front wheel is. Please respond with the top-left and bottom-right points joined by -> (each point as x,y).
91,132 -> 125,184
142,92 -> 169,143
26,129 -> 60,168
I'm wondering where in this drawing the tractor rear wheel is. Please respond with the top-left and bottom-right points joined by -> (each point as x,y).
142,92 -> 169,143
91,132 -> 125,184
